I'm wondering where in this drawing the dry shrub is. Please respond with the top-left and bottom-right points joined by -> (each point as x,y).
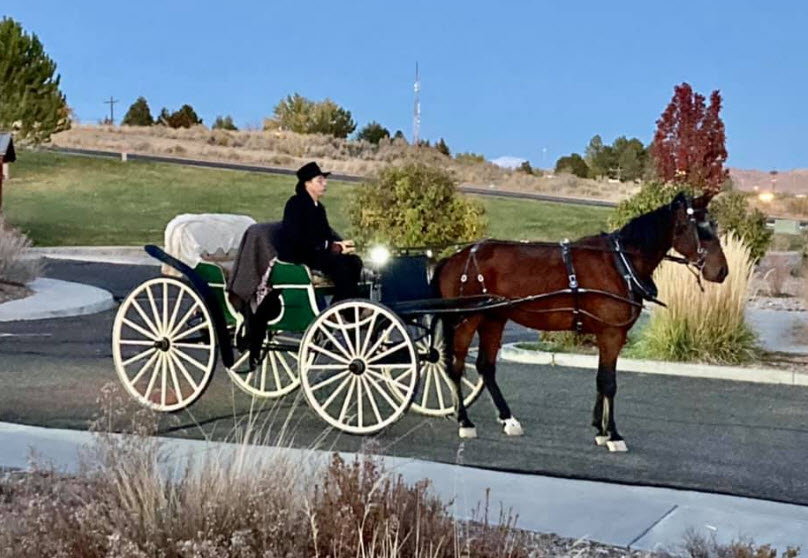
676,529 -> 799,558
761,258 -> 791,297
0,384 -> 529,558
0,216 -> 42,284
637,234 -> 759,364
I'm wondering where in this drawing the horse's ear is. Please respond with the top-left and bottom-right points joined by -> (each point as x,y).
692,191 -> 714,209
671,191 -> 687,208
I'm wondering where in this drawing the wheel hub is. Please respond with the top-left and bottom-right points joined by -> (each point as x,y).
427,348 -> 442,364
154,338 -> 171,352
348,359 -> 366,375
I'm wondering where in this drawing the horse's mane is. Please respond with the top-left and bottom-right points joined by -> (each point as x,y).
616,203 -> 673,254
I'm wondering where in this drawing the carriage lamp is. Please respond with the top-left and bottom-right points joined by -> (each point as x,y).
369,245 -> 391,267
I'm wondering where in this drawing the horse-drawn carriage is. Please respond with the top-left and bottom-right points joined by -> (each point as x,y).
111,214 -> 485,435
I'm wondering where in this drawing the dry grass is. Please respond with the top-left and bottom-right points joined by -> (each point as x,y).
0,215 -> 42,285
0,385 -> 531,558
676,529 -> 799,558
637,234 -> 759,364
51,125 -> 639,202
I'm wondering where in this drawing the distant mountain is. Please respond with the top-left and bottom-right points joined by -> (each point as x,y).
730,168 -> 808,195
492,156 -> 526,169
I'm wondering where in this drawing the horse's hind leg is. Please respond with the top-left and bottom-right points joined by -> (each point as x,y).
477,317 -> 523,436
593,328 -> 628,452
444,315 -> 481,439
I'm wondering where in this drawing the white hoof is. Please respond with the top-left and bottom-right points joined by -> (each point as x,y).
499,417 -> 524,436
458,426 -> 477,439
606,440 -> 628,452
594,435 -> 610,446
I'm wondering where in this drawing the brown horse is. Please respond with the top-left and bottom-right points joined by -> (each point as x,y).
434,192 -> 728,451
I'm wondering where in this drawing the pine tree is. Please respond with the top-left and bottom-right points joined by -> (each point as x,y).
122,97 -> 154,126
0,17 -> 70,144
435,138 -> 450,157
356,121 -> 390,144
212,115 -> 237,130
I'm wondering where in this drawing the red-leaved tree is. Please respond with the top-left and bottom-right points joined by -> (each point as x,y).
651,83 -> 729,195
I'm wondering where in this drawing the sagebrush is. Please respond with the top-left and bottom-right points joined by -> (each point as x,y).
0,216 -> 41,284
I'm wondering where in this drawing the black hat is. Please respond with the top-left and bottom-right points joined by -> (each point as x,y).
295,162 -> 331,193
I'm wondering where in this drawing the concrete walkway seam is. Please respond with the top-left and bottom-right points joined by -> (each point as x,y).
499,343 -> 808,387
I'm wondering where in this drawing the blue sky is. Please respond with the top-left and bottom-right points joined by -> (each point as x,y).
6,1 -> 807,170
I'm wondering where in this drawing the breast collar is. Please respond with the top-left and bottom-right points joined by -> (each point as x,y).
608,233 -> 665,307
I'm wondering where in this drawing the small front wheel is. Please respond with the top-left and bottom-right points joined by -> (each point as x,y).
299,300 -> 418,434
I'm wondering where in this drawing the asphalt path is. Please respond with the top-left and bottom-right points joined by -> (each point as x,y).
1,260 -> 807,505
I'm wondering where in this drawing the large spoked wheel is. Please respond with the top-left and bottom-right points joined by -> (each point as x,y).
112,277 -> 217,412
408,317 -> 485,417
226,332 -> 300,398
299,300 -> 418,435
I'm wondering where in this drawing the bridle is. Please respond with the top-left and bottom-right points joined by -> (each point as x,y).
663,195 -> 713,291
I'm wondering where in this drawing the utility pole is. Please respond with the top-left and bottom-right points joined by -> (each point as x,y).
770,169 -> 778,195
413,62 -> 420,145
104,96 -> 119,125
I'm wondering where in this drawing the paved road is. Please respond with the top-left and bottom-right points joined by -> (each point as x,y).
1,260 -> 807,505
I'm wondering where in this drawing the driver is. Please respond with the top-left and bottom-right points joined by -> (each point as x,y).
278,162 -> 363,302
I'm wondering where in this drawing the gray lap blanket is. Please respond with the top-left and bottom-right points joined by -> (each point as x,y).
226,221 -> 283,314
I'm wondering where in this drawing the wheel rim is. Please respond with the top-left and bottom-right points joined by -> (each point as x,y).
112,278 -> 216,412
226,333 -> 300,398
300,300 -> 417,434
404,318 -> 485,417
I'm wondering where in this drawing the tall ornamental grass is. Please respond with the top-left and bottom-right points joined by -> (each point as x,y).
637,234 -> 759,364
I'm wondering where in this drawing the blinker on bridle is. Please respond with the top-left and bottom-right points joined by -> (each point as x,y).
664,195 -> 709,291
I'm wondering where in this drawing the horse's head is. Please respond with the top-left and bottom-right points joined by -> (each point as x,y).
670,192 -> 728,283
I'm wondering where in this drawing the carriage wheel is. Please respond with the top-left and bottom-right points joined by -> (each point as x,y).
226,333 -> 300,398
407,317 -> 485,417
112,277 -> 216,412
299,300 -> 418,435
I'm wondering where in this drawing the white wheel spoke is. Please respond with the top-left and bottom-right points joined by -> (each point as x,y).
162,282 -> 169,336
361,377 -> 383,425
166,288 -> 185,337
308,363 -> 350,371
144,353 -> 161,401
166,351 -> 184,405
130,299 -> 161,338
172,321 -> 209,343
363,371 -> 400,410
172,342 -> 212,350
169,351 -> 198,392
122,347 -> 156,368
368,368 -> 413,394
130,350 -> 160,386
333,311 -> 357,358
367,340 -> 410,364
359,310 -> 378,356
338,377 -> 357,423
434,368 -> 446,410
120,339 -> 156,346
160,353 -> 168,407
316,324 -> 353,361
420,366 -> 433,407
310,369 -> 350,392
309,342 -> 350,365
321,373 -> 354,410
364,322 -> 397,361
145,285 -> 164,336
122,318 -> 158,341
267,353 -> 281,391
169,302 -> 200,338
461,376 -> 478,392
259,357 -> 268,392
172,346 -> 211,373
278,353 -> 298,381
356,375 -> 364,428
354,307 -> 361,359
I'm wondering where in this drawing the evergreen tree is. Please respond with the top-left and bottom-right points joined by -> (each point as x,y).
157,104 -> 203,128
435,138 -> 451,157
212,115 -> 237,130
518,160 -> 534,175
356,121 -> 390,144
270,93 -> 355,138
554,153 -> 589,178
0,17 -> 70,143
122,97 -> 154,126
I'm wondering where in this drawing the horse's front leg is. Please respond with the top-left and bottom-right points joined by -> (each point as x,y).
477,317 -> 522,436
593,328 -> 628,452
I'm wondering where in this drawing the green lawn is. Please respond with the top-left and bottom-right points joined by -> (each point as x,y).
6,150 -> 612,246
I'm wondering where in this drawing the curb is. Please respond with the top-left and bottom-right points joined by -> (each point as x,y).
499,343 -> 808,387
0,278 -> 115,321
26,246 -> 158,266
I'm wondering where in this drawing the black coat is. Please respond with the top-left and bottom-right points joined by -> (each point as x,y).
278,191 -> 342,264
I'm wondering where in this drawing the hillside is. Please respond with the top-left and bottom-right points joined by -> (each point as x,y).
730,168 -> 808,195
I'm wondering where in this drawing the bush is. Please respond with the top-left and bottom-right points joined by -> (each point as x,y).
349,163 -> 486,249
517,160 -> 533,175
270,93 -> 356,138
435,137 -> 451,157
0,217 -> 42,284
122,96 -> 154,126
608,181 -> 682,228
157,104 -> 203,128
355,121 -> 389,144
554,153 -> 589,178
211,115 -> 237,130
636,234 -> 759,364
710,191 -> 772,263
455,152 -> 485,164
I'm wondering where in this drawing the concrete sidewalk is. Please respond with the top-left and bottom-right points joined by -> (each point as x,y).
2,421 -> 805,553
0,277 -> 114,321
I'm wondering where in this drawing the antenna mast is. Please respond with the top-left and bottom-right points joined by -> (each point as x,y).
413,62 -> 421,144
